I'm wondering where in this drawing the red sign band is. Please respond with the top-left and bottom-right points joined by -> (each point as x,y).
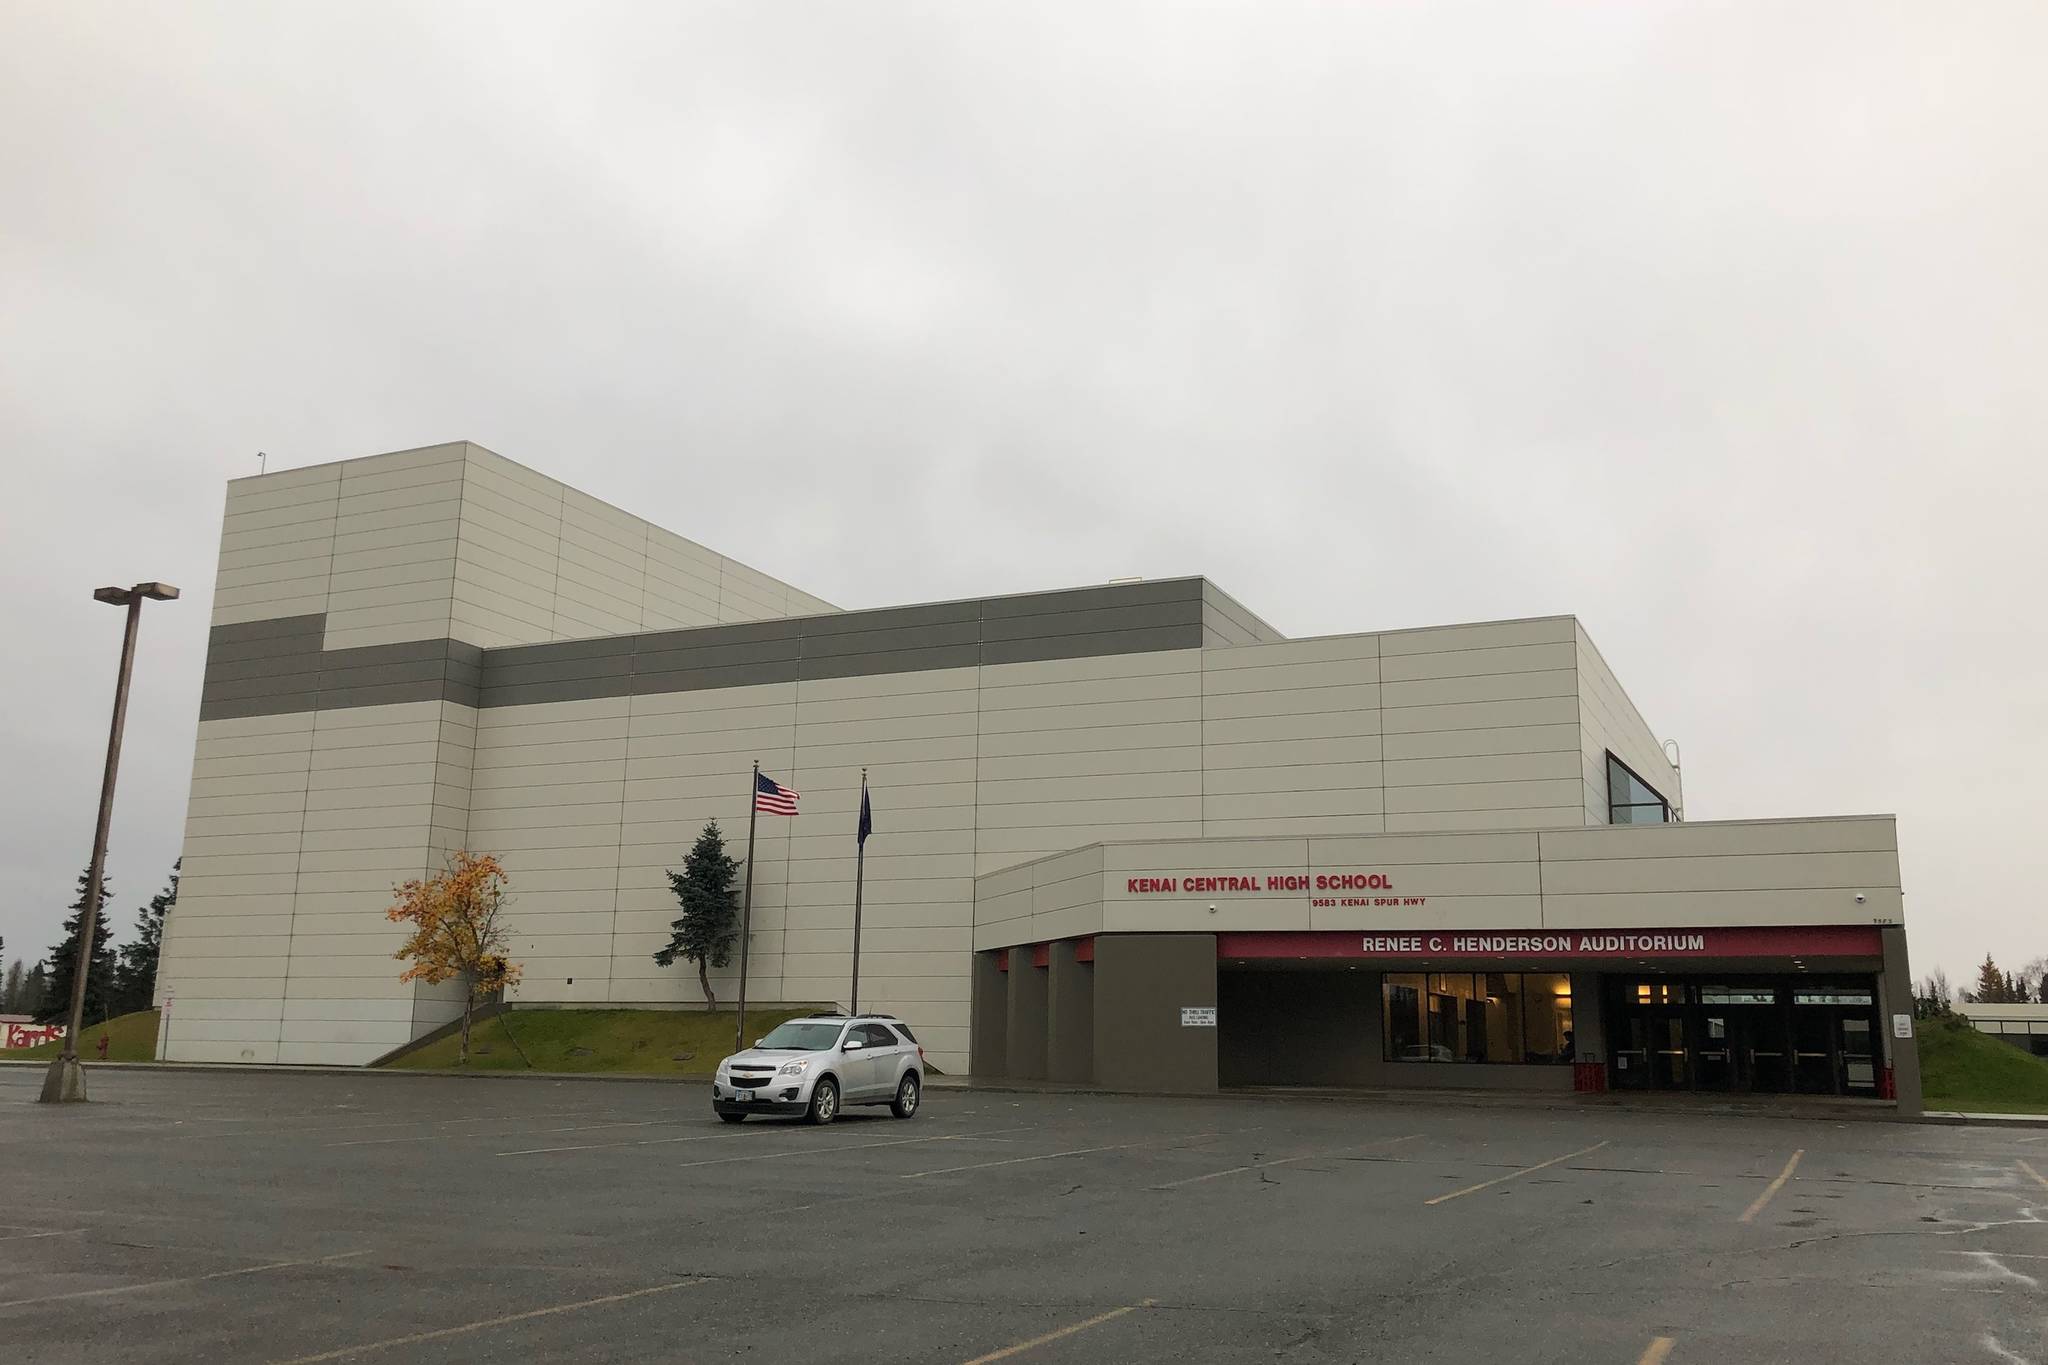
1217,926 -> 1882,962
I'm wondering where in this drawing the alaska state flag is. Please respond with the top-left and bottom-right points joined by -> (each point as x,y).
857,780 -> 873,846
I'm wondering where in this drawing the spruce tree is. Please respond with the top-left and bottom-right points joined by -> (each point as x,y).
22,963 -> 49,1017
653,820 -> 742,1010
41,865 -> 117,1025
113,859 -> 178,1016
1,958 -> 23,1014
1970,954 -> 2006,1005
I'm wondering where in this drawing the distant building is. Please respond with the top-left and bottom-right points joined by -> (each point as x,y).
1956,1004 -> 2048,1059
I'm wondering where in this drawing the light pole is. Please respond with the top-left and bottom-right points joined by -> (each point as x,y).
39,581 -> 179,1104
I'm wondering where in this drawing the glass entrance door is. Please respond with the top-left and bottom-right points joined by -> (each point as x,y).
1610,1009 -> 1690,1090
1791,1009 -> 1837,1093
1608,976 -> 1877,1096
1696,1014 -> 1734,1090
1648,1012 -> 1689,1088
1839,1017 -> 1878,1096
1736,1010 -> 1791,1094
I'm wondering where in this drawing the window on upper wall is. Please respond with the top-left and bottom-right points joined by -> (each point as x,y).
1606,752 -> 1672,825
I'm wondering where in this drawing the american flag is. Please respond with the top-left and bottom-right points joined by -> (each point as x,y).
754,771 -> 800,816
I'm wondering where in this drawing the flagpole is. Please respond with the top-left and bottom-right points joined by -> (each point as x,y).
851,767 -> 867,1015
735,760 -> 759,1055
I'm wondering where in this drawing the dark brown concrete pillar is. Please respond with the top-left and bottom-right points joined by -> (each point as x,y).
1046,939 -> 1094,1084
1570,971 -> 1605,1061
1005,946 -> 1049,1080
1093,933 -> 1217,1093
970,950 -> 1008,1077
1878,926 -> 1923,1116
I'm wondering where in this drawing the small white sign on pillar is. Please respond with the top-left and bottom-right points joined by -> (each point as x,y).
1180,1006 -> 1217,1028
1892,1013 -> 1913,1040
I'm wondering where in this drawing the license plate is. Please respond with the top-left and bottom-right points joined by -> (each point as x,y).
734,1090 -> 754,1103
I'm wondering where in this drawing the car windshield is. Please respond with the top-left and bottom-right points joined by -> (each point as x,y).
755,1021 -> 845,1052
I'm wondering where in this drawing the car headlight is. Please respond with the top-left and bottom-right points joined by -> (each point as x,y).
777,1060 -> 809,1076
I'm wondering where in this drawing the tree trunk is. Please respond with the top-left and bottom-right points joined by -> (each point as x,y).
698,959 -> 717,1011
459,992 -> 473,1065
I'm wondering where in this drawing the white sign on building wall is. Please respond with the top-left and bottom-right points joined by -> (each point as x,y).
1180,1007 -> 1217,1028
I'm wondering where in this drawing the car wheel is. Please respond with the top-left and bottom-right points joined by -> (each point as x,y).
891,1072 -> 920,1119
718,1112 -> 746,1125
806,1076 -> 839,1125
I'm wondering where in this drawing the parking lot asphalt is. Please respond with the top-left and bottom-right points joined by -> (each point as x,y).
2,1068 -> 2044,1365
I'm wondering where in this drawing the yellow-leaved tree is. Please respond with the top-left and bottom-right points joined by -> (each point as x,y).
387,851 -> 522,1065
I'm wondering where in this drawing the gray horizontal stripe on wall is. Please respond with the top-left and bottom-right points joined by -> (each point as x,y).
200,577 -> 1223,720
200,617 -> 481,721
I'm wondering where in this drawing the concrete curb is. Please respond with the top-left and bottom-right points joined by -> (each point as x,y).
939,1077 -> 1948,1126
6,1059 -> 2037,1127
1918,1109 -> 2048,1130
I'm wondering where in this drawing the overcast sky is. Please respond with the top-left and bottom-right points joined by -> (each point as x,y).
2,3 -> 2041,992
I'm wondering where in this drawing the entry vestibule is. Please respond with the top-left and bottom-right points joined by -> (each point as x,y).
1605,977 -> 1885,1097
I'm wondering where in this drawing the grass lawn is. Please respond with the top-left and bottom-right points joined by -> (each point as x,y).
6,1009 -> 161,1062
381,1005 -> 828,1074
1919,1014 -> 2048,1115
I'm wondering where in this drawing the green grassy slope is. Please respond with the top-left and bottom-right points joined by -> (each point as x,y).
1919,1015 -> 2048,1114
380,1006 -> 826,1073
7,1009 -> 161,1061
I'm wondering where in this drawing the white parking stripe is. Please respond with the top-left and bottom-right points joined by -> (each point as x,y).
498,1130 -> 756,1158
1149,1133 -> 1425,1189
328,1121 -> 668,1148
666,1132 -> 984,1171
500,1119 -> 1036,1161
903,1132 -> 1227,1180
0,1251 -> 367,1311
267,1278 -> 711,1363
1423,1140 -> 1611,1206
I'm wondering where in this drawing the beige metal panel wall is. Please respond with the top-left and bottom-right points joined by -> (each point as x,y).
277,699 -> 473,1064
1536,817 -> 1899,929
409,703 -> 479,1032
157,712 -> 314,1061
214,443 -> 843,657
978,650 -> 1206,872
1307,832 -> 1544,931
453,448 -> 566,647
643,522 -> 724,630
1193,618 -> 1586,839
1200,582 -> 1287,647
1378,618 -> 1584,833
1094,832 -> 1545,935
472,695 -> 636,1004
1199,635 -> 1382,839
321,445 -> 467,650
555,487 -> 649,640
977,817 -> 1903,948
972,845 -> 1106,950
211,465 -> 341,628
453,444 -> 839,649
616,682 -> 797,1008
779,667 -> 981,1055
1576,623 -> 1682,824
1101,837 -> 1313,933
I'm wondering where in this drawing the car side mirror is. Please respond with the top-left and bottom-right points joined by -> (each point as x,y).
842,1039 -> 864,1051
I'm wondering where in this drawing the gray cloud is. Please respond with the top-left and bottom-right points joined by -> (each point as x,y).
2,2 -> 2042,988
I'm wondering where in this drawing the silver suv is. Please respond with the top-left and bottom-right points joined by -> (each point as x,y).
713,1014 -> 924,1124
